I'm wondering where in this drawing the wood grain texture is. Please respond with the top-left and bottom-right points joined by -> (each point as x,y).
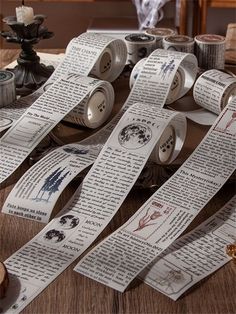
0,49 -> 236,314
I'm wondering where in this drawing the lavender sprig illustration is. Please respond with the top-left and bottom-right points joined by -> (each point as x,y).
133,208 -> 162,232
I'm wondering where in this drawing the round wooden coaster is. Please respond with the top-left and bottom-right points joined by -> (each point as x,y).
0,261 -> 9,298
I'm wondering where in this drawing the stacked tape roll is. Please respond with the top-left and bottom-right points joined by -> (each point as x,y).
195,34 -> 226,70
145,27 -> 177,49
0,104 -> 187,314
163,35 -> 194,53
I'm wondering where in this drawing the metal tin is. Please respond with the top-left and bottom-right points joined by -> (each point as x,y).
194,34 -> 226,69
0,70 -> 16,107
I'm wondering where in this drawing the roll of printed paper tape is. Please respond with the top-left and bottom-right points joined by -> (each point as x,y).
63,79 -> 114,129
90,48 -> 113,80
130,52 -> 196,105
163,35 -> 194,53
125,33 -> 156,66
0,262 -> 9,299
193,69 -> 236,114
61,33 -> 127,83
0,70 -> 16,108
194,34 -> 226,69
145,27 -> 177,49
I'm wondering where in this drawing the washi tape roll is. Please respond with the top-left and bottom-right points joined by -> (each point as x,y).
194,34 -> 226,69
145,27 -> 177,49
163,35 -> 194,53
129,51 -> 196,105
0,262 -> 9,299
125,33 -> 156,66
0,70 -> 16,108
63,78 -> 114,129
193,69 -> 236,114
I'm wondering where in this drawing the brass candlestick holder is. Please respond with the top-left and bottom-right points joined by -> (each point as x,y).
1,15 -> 54,96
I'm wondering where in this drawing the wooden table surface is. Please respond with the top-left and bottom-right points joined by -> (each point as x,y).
0,49 -> 236,314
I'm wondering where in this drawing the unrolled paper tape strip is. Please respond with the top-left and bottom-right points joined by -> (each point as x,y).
163,35 -> 194,53
125,33 -> 156,66
0,50 -> 196,312
157,126 -> 176,164
0,104 -> 186,314
0,70 -> 16,108
141,195 -> 236,300
193,69 -> 236,115
194,34 -> 226,70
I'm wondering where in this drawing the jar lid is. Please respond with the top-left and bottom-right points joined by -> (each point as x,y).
164,35 -> 194,44
195,34 -> 225,44
125,33 -> 155,43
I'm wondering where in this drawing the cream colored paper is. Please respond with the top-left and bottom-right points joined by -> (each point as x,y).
2,49 -> 196,222
0,104 -> 186,314
141,195 -> 236,300
75,98 -> 236,292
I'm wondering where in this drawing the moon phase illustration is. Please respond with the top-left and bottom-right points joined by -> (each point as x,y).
118,123 -> 152,149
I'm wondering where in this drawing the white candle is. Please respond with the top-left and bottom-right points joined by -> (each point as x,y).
16,1 -> 34,25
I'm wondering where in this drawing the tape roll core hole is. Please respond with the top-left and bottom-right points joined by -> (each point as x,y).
99,51 -> 112,76
158,126 -> 175,163
87,91 -> 107,125
166,69 -> 183,103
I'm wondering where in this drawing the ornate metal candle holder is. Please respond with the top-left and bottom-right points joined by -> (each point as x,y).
1,15 -> 54,96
